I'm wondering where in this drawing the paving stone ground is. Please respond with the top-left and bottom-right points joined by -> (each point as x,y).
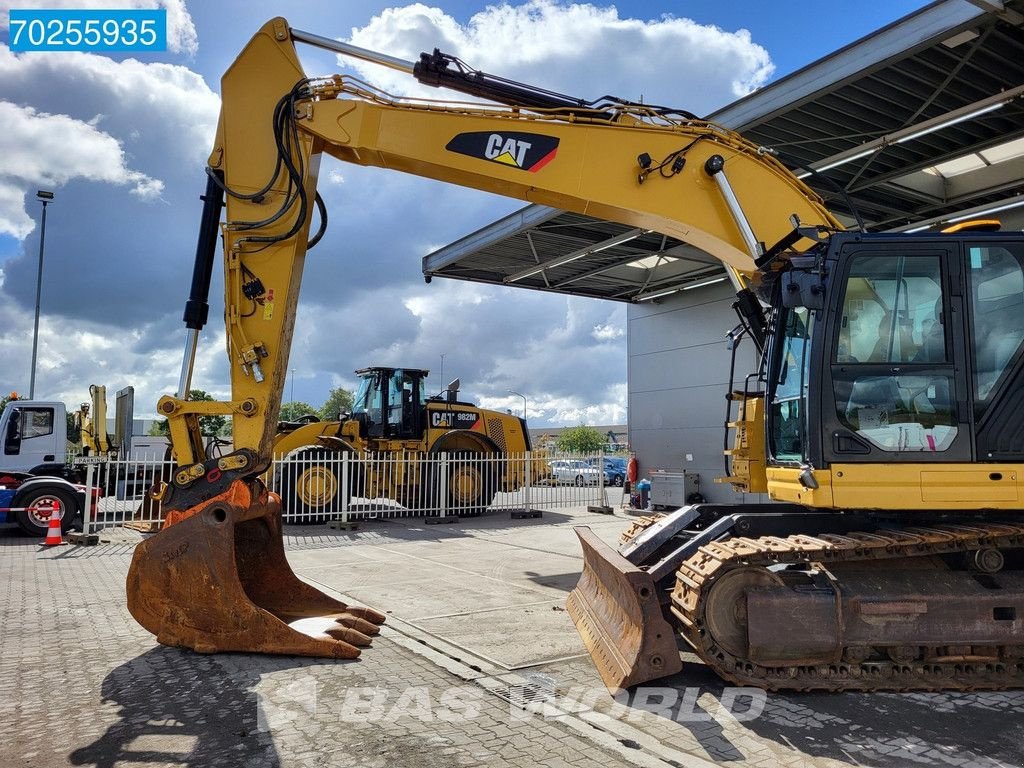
2,505 -> 1022,768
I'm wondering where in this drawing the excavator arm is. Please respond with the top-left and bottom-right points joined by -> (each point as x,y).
126,18 -> 839,662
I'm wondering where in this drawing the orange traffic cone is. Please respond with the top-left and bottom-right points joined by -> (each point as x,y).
42,505 -> 64,546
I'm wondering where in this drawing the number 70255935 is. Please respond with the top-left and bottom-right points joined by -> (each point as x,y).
8,9 -> 166,52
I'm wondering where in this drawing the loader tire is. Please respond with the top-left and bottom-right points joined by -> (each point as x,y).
280,448 -> 348,525
447,452 -> 496,517
402,459 -> 439,512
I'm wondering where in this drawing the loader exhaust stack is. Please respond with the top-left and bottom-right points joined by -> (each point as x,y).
566,527 -> 682,691
126,479 -> 385,657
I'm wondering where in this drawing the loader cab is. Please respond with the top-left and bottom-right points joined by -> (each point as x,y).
350,367 -> 428,441
765,231 -> 1024,472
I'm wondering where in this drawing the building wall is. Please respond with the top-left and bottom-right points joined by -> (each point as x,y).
627,280 -> 766,504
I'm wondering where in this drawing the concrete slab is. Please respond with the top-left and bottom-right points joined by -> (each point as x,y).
379,544 -> 580,594
412,601 -> 585,669
307,569 -> 558,621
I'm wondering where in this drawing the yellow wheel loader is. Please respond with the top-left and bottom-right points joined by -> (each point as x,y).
127,19 -> 1024,691
272,366 -> 532,521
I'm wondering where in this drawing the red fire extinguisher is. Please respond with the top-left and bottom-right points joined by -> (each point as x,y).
626,454 -> 638,485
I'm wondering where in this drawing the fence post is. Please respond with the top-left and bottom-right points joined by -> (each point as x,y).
83,460 -> 95,535
438,452 -> 449,517
340,452 -> 350,523
598,450 -> 608,508
524,451 -> 531,514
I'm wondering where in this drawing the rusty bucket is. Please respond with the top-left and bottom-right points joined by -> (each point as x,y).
126,479 -> 385,657
566,526 -> 682,691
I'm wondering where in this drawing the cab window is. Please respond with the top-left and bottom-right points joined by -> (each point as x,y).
769,307 -> 813,463
967,244 -> 1024,403
19,408 -> 54,439
833,254 -> 957,453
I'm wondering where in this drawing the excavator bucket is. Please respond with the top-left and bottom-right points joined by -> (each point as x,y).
126,479 -> 385,657
566,526 -> 682,691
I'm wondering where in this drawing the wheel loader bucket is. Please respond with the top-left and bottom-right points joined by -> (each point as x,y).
566,526 -> 682,692
126,479 -> 385,658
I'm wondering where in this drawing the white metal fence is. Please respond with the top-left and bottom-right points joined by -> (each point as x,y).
81,451 -> 622,532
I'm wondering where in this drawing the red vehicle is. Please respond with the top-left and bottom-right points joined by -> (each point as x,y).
0,472 -> 96,536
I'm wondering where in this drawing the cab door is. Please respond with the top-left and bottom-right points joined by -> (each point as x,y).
966,239 -> 1024,459
821,242 -> 972,464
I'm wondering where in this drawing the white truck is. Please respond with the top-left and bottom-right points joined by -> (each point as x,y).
0,386 -> 135,536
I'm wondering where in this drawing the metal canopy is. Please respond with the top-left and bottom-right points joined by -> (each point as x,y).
422,0 -> 1024,303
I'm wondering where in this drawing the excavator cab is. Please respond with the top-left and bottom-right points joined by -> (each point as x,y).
569,229 -> 1024,692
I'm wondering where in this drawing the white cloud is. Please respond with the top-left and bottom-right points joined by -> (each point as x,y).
0,3 -> 777,428
592,323 -> 623,341
0,0 -> 198,55
0,181 -> 34,239
0,45 -> 218,238
0,103 -> 163,219
343,1 -> 773,114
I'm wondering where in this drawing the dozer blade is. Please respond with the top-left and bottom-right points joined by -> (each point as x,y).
566,526 -> 682,692
126,479 -> 385,658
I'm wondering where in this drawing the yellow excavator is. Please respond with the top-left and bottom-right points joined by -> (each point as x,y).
127,18 -> 1024,689
272,365 -> 533,520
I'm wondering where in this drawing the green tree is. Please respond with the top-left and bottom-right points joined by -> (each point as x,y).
279,401 -> 319,422
66,413 -> 81,444
149,389 -> 227,437
556,425 -> 607,453
318,386 -> 354,421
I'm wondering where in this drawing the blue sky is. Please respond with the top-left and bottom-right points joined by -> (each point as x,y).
183,1 -> 933,85
0,0 -> 931,426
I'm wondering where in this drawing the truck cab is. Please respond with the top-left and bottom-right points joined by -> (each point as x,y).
0,400 -> 68,476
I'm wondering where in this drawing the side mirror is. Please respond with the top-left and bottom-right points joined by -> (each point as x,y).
4,410 -> 21,455
446,378 -> 460,403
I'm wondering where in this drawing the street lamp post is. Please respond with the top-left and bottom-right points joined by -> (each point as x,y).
29,190 -> 54,399
508,390 -> 527,420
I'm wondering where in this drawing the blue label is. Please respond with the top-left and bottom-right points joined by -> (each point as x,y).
8,9 -> 167,52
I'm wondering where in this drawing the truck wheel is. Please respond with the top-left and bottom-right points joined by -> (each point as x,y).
13,485 -> 79,537
279,448 -> 346,525
448,452 -> 496,516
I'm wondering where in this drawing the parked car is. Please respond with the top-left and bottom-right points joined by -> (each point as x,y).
586,456 -> 627,486
547,459 -> 601,486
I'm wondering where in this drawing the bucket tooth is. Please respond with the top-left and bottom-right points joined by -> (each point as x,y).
126,479 -> 385,658
566,526 -> 682,692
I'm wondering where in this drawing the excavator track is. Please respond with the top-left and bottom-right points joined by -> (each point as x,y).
670,521 -> 1024,692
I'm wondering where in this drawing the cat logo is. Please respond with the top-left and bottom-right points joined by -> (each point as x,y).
431,411 -> 481,429
446,131 -> 559,172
